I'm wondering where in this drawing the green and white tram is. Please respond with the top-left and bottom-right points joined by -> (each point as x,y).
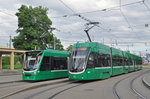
22,49 -> 68,81
69,42 -> 142,80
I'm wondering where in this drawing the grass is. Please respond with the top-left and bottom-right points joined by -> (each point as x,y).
2,64 -> 22,69
143,67 -> 150,69
143,64 -> 150,66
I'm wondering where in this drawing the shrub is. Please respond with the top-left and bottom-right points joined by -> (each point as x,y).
2,56 -> 20,65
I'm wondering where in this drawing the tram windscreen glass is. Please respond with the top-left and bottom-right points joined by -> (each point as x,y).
69,47 -> 90,72
23,51 -> 42,71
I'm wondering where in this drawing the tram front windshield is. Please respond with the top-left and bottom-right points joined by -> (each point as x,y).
69,47 -> 90,72
23,51 -> 42,71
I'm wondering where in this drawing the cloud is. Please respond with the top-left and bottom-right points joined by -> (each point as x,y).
0,0 -> 150,54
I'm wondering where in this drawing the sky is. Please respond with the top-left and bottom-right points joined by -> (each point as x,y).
0,0 -> 150,55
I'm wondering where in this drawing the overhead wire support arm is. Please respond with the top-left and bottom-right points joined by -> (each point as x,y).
59,0 -> 110,31
84,22 -> 99,42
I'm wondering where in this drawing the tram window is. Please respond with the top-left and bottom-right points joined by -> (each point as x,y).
140,60 -> 142,65
87,52 -> 111,68
137,60 -> 142,65
135,60 -> 137,65
40,56 -> 51,71
129,59 -> 133,65
124,58 -> 128,66
87,52 -> 95,68
101,53 -> 110,67
95,52 -> 110,67
113,56 -> 123,66
51,57 -> 67,70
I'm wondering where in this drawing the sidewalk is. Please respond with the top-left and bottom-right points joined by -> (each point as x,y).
0,69 -> 22,76
0,75 -> 22,83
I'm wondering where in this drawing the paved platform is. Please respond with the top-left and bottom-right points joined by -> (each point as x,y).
0,75 -> 22,83
0,69 -> 22,76
142,72 -> 150,89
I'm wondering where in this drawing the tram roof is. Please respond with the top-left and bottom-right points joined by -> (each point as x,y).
43,49 -> 68,57
73,42 -> 141,59
26,49 -> 68,57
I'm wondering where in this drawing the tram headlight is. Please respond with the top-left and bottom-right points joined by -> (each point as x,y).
22,71 -> 25,75
82,75 -> 84,79
34,71 -> 36,74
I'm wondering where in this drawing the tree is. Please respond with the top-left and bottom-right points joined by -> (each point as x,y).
66,45 -> 73,52
12,5 -> 64,50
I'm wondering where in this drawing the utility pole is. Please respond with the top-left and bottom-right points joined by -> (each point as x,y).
127,45 -> 130,52
102,38 -> 104,44
39,27 -> 59,49
49,27 -> 60,50
54,35 -> 55,50
9,35 -> 11,48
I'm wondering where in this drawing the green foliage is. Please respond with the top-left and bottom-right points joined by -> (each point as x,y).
66,45 -> 73,51
2,56 -> 20,65
2,65 -> 22,69
2,56 -> 22,69
12,5 -> 64,50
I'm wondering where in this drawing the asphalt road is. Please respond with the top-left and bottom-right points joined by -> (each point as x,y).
1,69 -> 149,99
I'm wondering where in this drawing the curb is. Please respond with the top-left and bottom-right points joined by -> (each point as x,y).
0,79 -> 69,99
0,80 -> 23,84
142,77 -> 150,89
0,73 -> 21,76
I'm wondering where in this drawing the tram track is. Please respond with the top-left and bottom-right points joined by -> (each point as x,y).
130,75 -> 146,99
113,75 -> 129,99
0,78 -> 69,99
1,70 -> 149,99
113,70 -> 150,99
48,83 -> 82,99
129,70 -> 150,99
0,81 -> 30,89
24,80 -> 92,99
6,80 -> 95,99
25,81 -> 81,99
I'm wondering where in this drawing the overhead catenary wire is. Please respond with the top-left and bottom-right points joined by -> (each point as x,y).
0,9 -> 14,16
59,0 -> 110,32
142,0 -> 150,13
59,0 -> 76,14
51,0 -> 143,18
119,0 -> 133,31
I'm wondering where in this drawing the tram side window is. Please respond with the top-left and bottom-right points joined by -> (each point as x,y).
130,59 -> 134,65
95,52 -> 110,67
87,52 -> 95,68
87,52 -> 110,68
51,57 -> 67,70
40,56 -> 51,71
134,59 -> 136,65
124,58 -> 128,66
138,60 -> 142,65
140,60 -> 142,65
113,56 -> 123,66
99,53 -> 111,67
